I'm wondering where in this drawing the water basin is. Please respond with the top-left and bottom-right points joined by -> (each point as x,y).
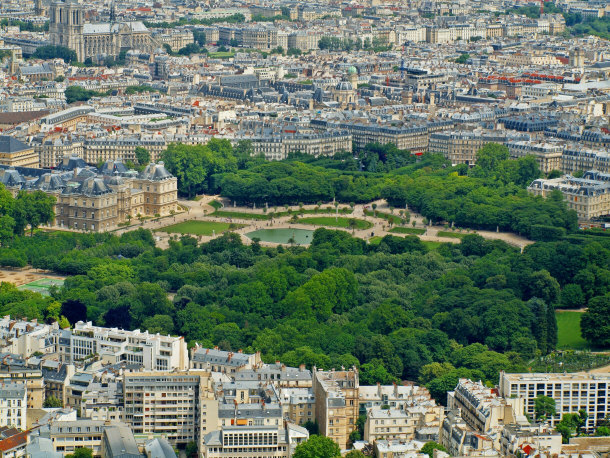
246,228 -> 314,245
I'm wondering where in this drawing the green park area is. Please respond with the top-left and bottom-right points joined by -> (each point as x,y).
158,220 -> 242,236
297,217 -> 373,230
390,227 -> 426,235
556,311 -> 589,350
209,51 -> 235,58
437,231 -> 467,239
212,210 -> 270,220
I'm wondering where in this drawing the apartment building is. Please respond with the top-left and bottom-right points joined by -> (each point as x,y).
41,420 -> 124,457
499,371 -> 610,431
201,424 -> 308,458
359,383 -> 437,413
311,120 -> 429,152
0,384 -> 26,430
52,321 -> 188,371
123,371 -> 218,449
248,130 -> 352,161
0,367 -> 45,410
278,388 -> 315,426
500,424 -> 562,456
81,380 -> 124,422
0,136 -> 39,169
154,29 -> 194,52
429,131 -> 507,166
190,346 -> 260,374
234,363 -> 312,388
0,317 -> 58,358
440,409 -> 496,457
287,31 -> 320,51
41,361 -> 75,406
448,379 -> 524,434
0,428 -> 29,458
364,406 -> 442,444
35,138 -> 84,169
40,106 -> 95,129
313,367 -> 359,450
83,135 -> 167,164
528,172 -> 610,220
216,381 -> 283,428
562,147 -> 610,175
507,141 -> 563,174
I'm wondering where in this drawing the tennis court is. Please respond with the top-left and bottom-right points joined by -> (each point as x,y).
17,278 -> 64,296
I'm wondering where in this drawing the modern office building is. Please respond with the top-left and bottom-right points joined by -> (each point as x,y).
498,371 -> 610,431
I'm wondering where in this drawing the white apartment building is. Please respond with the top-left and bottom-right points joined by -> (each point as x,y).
0,383 -> 27,429
52,321 -> 189,371
0,316 -> 58,357
498,371 -> 610,431
123,371 -> 218,449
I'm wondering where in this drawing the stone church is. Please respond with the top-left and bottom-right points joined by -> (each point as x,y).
49,0 -> 155,62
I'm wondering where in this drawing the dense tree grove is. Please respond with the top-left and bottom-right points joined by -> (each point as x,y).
32,45 -> 77,63
0,187 -> 55,253
160,140 -> 575,241
3,217 -> 610,399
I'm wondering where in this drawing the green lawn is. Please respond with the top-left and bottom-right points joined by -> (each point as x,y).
209,51 -> 235,58
437,231 -> 466,239
364,210 -> 403,225
390,227 -> 426,235
212,211 -> 270,220
556,311 -> 589,350
158,221 -> 242,236
209,200 -> 223,210
368,236 -> 383,245
422,241 -> 443,251
298,216 -> 373,230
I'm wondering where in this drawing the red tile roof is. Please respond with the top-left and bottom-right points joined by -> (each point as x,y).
0,431 -> 28,453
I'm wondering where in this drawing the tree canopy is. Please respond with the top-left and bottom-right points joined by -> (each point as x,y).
293,435 -> 341,458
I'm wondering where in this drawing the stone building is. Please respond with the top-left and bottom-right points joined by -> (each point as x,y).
0,158 -> 178,232
0,136 -> 39,168
49,0 -> 154,62
313,367 -> 359,450
528,171 -> 610,221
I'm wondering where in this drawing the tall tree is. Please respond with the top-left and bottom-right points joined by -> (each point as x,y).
293,435 -> 341,458
534,395 -> 556,421
581,293 -> 610,347
135,146 -> 151,166
12,191 -> 55,235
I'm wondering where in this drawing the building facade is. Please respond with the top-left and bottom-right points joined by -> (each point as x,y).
499,371 -> 610,431
528,172 -> 610,220
313,368 -> 359,450
49,1 -> 154,61
123,371 -> 218,449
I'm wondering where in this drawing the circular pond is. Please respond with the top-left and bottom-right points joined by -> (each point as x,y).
246,228 -> 314,245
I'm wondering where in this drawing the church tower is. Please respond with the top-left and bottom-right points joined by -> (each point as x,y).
49,0 -> 84,61
35,0 -> 46,17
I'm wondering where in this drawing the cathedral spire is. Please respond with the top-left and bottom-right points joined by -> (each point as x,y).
110,0 -> 116,23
